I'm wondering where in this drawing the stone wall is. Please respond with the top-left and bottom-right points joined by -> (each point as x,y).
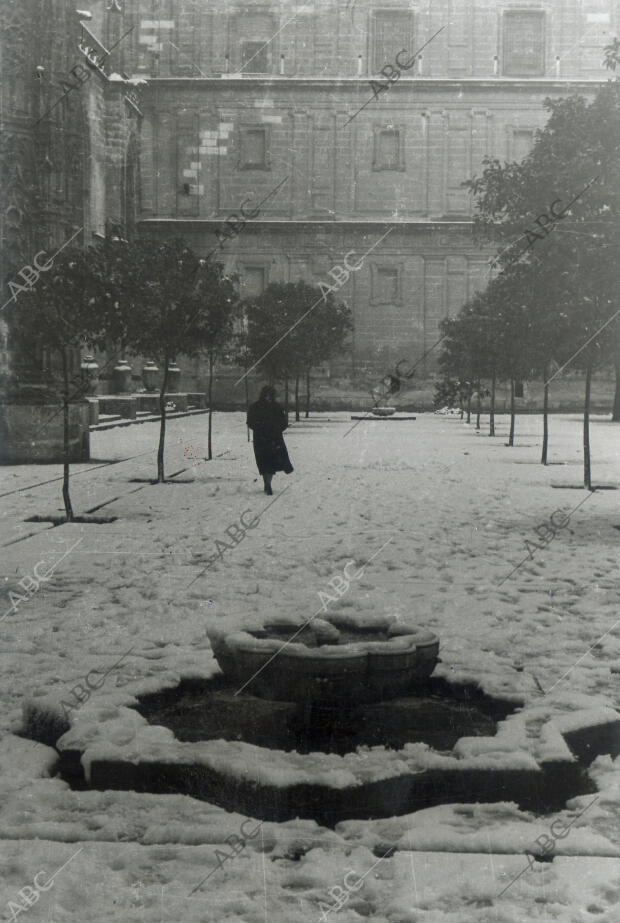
121,0 -> 617,82
121,0 -> 614,384
0,0 -> 141,462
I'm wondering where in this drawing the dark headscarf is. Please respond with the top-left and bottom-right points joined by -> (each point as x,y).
259,385 -> 276,402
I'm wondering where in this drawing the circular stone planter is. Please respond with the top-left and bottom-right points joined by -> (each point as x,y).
207,615 -> 439,704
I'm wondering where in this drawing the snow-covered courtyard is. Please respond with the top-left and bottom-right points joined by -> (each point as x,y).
1,411 -> 619,922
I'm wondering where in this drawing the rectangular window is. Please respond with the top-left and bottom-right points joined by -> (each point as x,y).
580,0 -> 613,73
446,126 -> 469,213
135,0 -> 175,75
372,10 -> 413,72
311,126 -> 334,213
373,129 -> 402,171
176,110 -> 199,216
241,266 -> 266,299
447,0 -> 470,74
512,129 -> 534,162
375,267 -> 399,303
241,41 -> 270,73
172,0 -> 202,76
234,11 -> 276,73
240,127 -> 269,169
503,11 -> 545,76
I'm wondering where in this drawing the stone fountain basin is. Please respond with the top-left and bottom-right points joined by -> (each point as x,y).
207,616 -> 439,703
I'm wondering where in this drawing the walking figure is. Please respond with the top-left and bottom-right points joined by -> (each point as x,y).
247,386 -> 293,494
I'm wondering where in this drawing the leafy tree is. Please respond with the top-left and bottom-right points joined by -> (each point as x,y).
439,294 -> 504,436
436,317 -> 475,418
481,269 -> 544,447
465,71 -> 620,483
433,375 -> 469,416
243,284 -> 296,397
603,36 -> 620,72
8,246 -> 108,520
288,285 -> 353,420
102,235 -> 238,482
466,78 -> 620,395
243,281 -> 352,419
225,333 -> 253,440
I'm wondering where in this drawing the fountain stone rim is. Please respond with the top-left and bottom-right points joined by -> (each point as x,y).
207,615 -> 440,703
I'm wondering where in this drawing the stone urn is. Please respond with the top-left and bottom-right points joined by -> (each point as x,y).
166,361 -> 181,393
112,358 -> 132,394
80,355 -> 100,396
371,406 -> 396,417
141,359 -> 159,392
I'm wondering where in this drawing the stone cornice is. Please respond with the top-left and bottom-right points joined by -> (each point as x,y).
137,76 -> 606,93
138,218 -> 476,227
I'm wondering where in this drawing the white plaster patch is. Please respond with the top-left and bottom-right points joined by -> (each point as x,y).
253,99 -> 274,109
261,115 -> 282,124
139,35 -> 158,45
218,148 -> 228,156
183,170 -> 198,179
141,20 -> 175,29
219,123 -> 234,132
189,162 -> 201,171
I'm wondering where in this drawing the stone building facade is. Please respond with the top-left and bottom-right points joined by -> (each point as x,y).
122,0 -> 614,378
1,0 -> 616,458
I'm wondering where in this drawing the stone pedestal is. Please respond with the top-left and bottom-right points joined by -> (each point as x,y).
99,396 -> 137,419
187,392 -> 207,409
0,400 -> 90,464
137,393 -> 188,414
87,398 -> 99,426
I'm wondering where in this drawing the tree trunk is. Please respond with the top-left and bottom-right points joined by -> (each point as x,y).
613,355 -> 620,421
305,368 -> 311,418
584,361 -> 593,490
489,374 -> 496,437
294,373 -> 300,422
284,376 -> 289,415
61,349 -> 74,522
541,368 -> 549,465
245,357 -> 251,441
157,357 -> 170,483
466,386 -> 472,424
508,378 -> 515,446
476,381 -> 481,431
207,350 -> 214,460
612,317 -> 620,421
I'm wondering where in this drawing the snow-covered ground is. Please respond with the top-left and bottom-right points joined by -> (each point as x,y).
1,411 -> 619,922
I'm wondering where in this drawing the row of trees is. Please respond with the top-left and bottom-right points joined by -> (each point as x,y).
436,42 -> 620,489
8,234 -> 351,520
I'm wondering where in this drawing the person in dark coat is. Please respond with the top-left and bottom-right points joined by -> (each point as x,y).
247,386 -> 293,494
